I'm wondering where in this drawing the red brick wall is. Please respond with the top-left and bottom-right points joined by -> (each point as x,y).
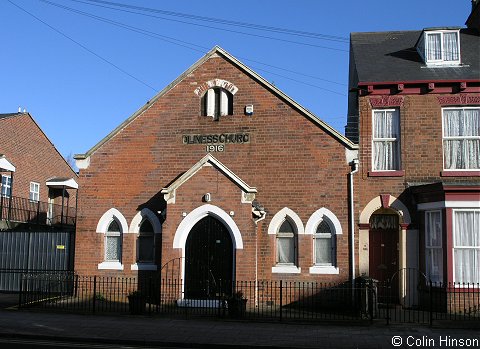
357,93 -> 480,221
0,113 -> 77,205
75,55 -> 353,283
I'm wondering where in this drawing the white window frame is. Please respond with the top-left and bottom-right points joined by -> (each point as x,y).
313,220 -> 336,267
305,208 -> 342,275
276,219 -> 297,266
425,210 -> 443,284
136,219 -> 155,264
105,220 -> 122,262
29,182 -> 40,202
268,208 -> 303,274
442,107 -> 480,171
97,208 -> 127,270
204,87 -> 232,119
129,208 -> 161,271
371,108 -> 401,171
452,209 -> 480,286
424,30 -> 461,66
1,175 -> 11,198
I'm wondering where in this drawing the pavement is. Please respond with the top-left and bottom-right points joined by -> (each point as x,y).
0,294 -> 479,349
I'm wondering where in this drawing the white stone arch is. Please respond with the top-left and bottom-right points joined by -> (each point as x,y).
129,208 -> 162,235
268,207 -> 304,235
358,195 -> 413,304
305,207 -> 343,236
173,204 -> 243,250
359,195 -> 411,225
96,208 -> 128,234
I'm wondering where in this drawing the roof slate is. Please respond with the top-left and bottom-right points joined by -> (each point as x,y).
350,28 -> 480,85
0,113 -> 22,120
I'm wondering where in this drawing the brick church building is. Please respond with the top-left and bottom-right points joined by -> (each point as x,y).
74,47 -> 359,299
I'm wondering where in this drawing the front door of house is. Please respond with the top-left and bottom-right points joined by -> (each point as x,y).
184,216 -> 233,299
369,214 -> 399,302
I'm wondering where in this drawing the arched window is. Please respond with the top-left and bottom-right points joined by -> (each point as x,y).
137,220 -> 154,263
314,219 -> 335,266
202,87 -> 233,119
277,219 -> 297,265
105,219 -> 122,262
305,207 -> 342,274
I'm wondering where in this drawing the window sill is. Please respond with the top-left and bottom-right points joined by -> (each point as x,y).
272,265 -> 301,274
368,170 -> 405,177
309,266 -> 339,275
98,261 -> 124,270
130,263 -> 157,271
441,170 -> 480,177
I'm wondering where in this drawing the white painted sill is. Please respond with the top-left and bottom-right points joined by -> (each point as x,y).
309,265 -> 339,275
98,261 -> 124,270
272,265 -> 301,274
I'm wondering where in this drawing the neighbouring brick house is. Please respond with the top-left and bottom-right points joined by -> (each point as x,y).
0,111 -> 78,291
0,112 -> 78,229
346,1 -> 479,307
74,46 -> 359,301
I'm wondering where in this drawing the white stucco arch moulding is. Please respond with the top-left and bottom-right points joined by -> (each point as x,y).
268,207 -> 305,235
305,207 -> 343,235
193,79 -> 239,96
359,195 -> 412,225
129,208 -> 162,234
96,208 -> 129,234
173,204 -> 244,250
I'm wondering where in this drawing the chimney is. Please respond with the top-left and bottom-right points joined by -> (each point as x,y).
466,0 -> 480,30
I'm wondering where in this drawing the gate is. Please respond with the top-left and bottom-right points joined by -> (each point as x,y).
0,230 -> 74,292
184,216 -> 233,299
377,268 -> 432,324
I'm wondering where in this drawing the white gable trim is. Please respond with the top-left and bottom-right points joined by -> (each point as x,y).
161,154 -> 256,204
74,46 -> 357,162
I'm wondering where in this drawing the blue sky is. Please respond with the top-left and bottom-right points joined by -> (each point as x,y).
1,0 -> 472,159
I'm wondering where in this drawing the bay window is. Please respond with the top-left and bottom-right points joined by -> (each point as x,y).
425,211 -> 443,284
453,210 -> 480,284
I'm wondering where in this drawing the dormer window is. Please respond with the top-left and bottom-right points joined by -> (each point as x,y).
202,87 -> 233,119
417,29 -> 460,65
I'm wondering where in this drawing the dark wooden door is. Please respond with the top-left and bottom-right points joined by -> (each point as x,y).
184,216 -> 233,299
369,214 -> 399,302
369,228 -> 398,281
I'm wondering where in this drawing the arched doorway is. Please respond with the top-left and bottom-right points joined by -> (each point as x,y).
369,211 -> 399,281
184,216 -> 233,299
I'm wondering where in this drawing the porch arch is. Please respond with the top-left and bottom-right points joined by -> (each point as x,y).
173,204 -> 243,250
359,195 -> 411,225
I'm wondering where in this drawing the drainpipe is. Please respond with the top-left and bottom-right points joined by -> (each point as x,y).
349,159 -> 359,287
253,208 -> 266,308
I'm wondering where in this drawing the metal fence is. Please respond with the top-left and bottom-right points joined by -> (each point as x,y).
16,273 -> 480,325
0,195 -> 76,227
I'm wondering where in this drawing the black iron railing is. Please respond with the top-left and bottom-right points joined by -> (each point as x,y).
0,195 -> 76,227
16,272 -> 480,325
